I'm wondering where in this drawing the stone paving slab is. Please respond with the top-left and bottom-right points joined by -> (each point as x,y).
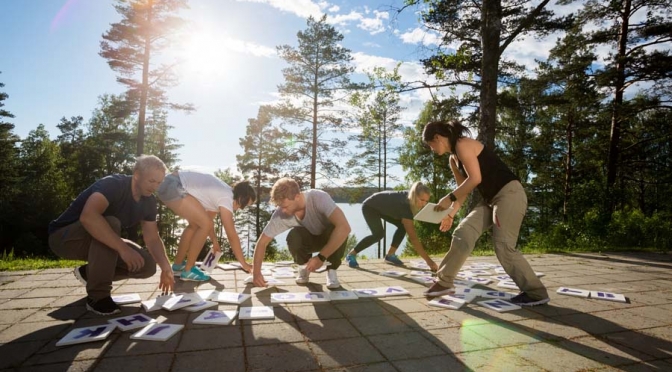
0,251 -> 671,371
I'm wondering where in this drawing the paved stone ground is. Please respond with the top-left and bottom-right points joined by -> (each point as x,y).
1,252 -> 671,372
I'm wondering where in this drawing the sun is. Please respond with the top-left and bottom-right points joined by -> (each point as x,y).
178,30 -> 229,79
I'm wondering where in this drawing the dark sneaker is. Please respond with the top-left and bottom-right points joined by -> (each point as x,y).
510,292 -> 550,307
384,254 -> 404,266
345,254 -> 359,268
423,282 -> 455,297
86,296 -> 121,316
73,265 -> 87,286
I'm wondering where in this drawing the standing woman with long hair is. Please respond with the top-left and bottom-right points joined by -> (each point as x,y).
345,182 -> 438,271
422,120 -> 549,306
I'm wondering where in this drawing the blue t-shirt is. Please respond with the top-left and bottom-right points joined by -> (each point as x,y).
48,175 -> 157,234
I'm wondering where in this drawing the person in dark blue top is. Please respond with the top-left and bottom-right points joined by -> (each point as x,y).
345,182 -> 438,271
421,120 -> 549,306
48,155 -> 175,315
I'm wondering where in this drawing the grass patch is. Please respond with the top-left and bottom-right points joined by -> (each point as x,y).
0,249 -> 84,271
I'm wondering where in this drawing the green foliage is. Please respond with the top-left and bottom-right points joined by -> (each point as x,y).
100,0 -> 193,155
346,65 -> 404,191
275,14 -> 357,188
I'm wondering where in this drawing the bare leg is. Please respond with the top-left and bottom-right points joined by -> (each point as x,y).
165,195 -> 212,271
174,224 -> 195,264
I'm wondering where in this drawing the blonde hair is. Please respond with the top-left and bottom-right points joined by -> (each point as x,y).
133,155 -> 167,174
270,177 -> 301,205
408,181 -> 431,215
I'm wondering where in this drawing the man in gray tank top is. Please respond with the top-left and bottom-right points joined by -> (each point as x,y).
251,178 -> 351,289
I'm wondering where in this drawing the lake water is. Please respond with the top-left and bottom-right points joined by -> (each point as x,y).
273,203 -> 407,259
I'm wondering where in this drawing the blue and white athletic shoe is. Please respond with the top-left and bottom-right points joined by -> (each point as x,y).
345,254 -> 359,268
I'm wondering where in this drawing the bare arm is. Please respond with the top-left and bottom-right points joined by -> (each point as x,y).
305,207 -> 351,272
220,207 -> 251,272
438,139 -> 483,212
402,218 -> 437,271
437,139 -> 484,232
80,192 -> 145,272
141,220 -> 174,293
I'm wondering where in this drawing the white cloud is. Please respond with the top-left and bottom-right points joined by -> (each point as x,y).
328,5 -> 340,12
399,27 -> 441,46
357,10 -> 388,35
503,33 -> 561,73
363,41 -> 381,48
328,11 -> 363,25
222,37 -> 276,58
235,0 -> 326,18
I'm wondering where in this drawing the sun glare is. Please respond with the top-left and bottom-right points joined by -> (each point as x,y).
179,31 -> 229,79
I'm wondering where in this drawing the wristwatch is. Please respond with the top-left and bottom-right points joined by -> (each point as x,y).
448,192 -> 457,202
317,253 -> 327,262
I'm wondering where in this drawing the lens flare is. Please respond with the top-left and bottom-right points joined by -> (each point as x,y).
50,0 -> 80,33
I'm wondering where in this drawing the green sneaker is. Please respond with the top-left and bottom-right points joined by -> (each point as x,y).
180,266 -> 210,282
171,260 -> 186,275
385,254 -> 404,266
345,254 -> 359,268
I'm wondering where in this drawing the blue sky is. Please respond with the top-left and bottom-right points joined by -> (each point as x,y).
1,0 -> 604,185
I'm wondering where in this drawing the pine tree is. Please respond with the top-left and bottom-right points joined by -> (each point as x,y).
236,106 -> 286,258
276,15 -> 356,188
347,66 -> 404,194
564,0 -> 672,210
0,73 -> 21,253
100,0 -> 194,156
400,0 -> 570,148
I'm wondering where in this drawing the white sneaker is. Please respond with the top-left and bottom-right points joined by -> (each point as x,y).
296,267 -> 310,284
326,269 -> 340,289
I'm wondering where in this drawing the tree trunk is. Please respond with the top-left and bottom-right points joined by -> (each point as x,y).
478,0 -> 502,150
605,0 -> 631,212
137,0 -> 153,156
563,112 -> 574,224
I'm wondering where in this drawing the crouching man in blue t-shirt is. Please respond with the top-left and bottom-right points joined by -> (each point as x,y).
48,155 -> 175,315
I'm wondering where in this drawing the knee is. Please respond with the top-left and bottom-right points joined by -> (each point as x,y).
286,229 -> 303,252
139,255 -> 157,278
451,225 -> 478,251
371,230 -> 385,241
104,216 -> 122,234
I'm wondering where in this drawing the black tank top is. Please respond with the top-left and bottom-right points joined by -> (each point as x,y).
457,145 -> 519,203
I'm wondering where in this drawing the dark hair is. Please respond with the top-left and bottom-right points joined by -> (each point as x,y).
422,120 -> 472,154
233,181 -> 256,209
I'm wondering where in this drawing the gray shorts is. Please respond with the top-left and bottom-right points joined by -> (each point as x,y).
157,173 -> 187,203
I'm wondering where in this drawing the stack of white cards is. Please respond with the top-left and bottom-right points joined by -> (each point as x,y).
112,293 -> 142,304
239,306 -> 274,320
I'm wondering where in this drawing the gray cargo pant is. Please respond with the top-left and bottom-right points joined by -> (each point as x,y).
48,216 -> 156,300
436,181 -> 548,300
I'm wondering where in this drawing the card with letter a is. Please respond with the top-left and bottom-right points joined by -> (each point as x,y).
193,310 -> 237,325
